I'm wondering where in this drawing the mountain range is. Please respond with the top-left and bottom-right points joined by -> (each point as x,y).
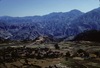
0,8 -> 100,42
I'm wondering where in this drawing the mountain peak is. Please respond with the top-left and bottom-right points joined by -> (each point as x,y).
69,9 -> 83,13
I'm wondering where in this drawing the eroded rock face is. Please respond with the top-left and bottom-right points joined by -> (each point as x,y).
1,8 -> 100,41
0,30 -> 12,39
0,10 -> 83,41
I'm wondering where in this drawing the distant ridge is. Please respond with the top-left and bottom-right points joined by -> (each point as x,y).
0,8 -> 100,42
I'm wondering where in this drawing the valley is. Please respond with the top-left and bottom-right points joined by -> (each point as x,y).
0,41 -> 100,68
0,3 -> 100,68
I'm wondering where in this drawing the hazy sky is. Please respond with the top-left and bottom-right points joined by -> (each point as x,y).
0,0 -> 99,17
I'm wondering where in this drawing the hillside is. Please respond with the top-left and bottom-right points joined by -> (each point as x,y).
0,8 -> 100,41
73,30 -> 100,42
0,10 -> 84,41
69,7 -> 100,36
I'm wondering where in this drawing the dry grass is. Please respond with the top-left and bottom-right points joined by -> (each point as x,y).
0,41 -> 100,68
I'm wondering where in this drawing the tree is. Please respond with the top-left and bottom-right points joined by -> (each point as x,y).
54,44 -> 60,49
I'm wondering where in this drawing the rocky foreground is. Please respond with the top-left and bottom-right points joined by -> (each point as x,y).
0,41 -> 100,68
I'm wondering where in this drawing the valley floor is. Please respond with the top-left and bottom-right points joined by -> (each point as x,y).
0,41 -> 100,68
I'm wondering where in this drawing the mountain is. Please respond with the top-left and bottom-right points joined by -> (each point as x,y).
1,7 -> 100,42
0,9 -> 84,41
68,7 -> 100,37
